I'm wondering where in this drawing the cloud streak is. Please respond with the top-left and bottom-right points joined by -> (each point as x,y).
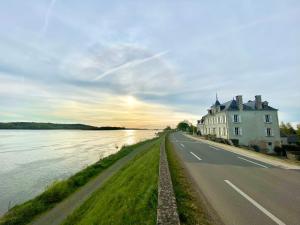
40,0 -> 57,35
93,50 -> 169,81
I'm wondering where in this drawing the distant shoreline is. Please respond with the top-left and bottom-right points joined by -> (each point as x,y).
0,122 -> 155,130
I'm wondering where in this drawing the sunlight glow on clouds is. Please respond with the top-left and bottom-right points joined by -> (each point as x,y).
52,95 -> 198,128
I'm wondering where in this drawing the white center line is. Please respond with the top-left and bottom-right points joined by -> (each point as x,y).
180,143 -> 185,148
224,180 -> 286,225
238,157 -> 268,168
190,152 -> 202,161
209,146 -> 220,150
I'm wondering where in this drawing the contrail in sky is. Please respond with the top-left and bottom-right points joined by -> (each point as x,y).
41,0 -> 57,35
93,51 -> 169,81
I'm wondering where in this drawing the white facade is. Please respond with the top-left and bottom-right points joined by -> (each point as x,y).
197,95 -> 281,152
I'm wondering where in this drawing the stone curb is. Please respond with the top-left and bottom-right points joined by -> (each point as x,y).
157,135 -> 180,225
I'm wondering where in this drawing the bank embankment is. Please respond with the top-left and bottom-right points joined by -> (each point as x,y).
62,138 -> 161,225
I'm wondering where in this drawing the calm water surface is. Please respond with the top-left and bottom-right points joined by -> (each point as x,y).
0,130 -> 157,215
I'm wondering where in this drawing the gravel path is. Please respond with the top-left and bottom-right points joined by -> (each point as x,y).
157,136 -> 180,225
30,140 -> 156,225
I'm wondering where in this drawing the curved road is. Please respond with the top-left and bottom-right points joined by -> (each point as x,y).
170,132 -> 300,225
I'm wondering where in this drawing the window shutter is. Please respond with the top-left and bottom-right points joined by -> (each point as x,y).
239,128 -> 243,136
265,128 -> 268,136
233,128 -> 235,135
271,129 -> 274,136
270,115 -> 272,123
263,115 -> 266,123
231,115 -> 234,122
239,115 -> 242,123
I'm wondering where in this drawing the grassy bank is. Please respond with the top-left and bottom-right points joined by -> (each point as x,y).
62,138 -> 161,225
0,137 -> 158,225
165,134 -> 213,225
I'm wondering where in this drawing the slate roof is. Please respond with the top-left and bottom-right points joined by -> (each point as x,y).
210,99 -> 277,112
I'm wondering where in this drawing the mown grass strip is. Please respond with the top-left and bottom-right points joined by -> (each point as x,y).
0,137 -> 158,225
166,134 -> 213,225
62,139 -> 161,225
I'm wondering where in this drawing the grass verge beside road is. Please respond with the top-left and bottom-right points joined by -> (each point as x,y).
62,139 -> 161,225
0,137 -> 157,225
166,134 -> 214,225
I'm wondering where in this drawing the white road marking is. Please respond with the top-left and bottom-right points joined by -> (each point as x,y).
224,180 -> 286,225
238,157 -> 268,168
209,146 -> 220,150
180,143 -> 185,148
190,152 -> 202,161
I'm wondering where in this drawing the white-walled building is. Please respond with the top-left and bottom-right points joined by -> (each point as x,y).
197,95 -> 281,152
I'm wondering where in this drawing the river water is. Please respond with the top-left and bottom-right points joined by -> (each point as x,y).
0,129 -> 157,215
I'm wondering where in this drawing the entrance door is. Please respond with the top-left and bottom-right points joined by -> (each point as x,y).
267,142 -> 273,153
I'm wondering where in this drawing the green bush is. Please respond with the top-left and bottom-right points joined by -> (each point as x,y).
282,145 -> 300,152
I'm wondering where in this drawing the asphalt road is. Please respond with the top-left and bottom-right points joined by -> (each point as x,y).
170,132 -> 300,225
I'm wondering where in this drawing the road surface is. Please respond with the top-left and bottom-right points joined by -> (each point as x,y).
170,132 -> 300,225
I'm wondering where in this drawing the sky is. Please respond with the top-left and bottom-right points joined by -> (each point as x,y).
0,0 -> 299,129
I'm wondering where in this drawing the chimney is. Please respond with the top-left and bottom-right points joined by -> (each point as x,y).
255,95 -> 262,109
236,95 -> 243,110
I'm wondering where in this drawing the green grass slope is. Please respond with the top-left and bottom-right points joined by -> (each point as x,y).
62,140 -> 161,225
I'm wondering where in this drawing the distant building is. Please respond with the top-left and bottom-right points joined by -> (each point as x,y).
197,95 -> 281,152
281,133 -> 299,145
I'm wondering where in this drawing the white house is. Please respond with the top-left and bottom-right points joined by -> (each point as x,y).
197,95 -> 281,152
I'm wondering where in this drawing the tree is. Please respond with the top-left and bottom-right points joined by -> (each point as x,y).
164,126 -> 172,131
280,122 -> 296,135
286,122 -> 296,134
177,121 -> 190,131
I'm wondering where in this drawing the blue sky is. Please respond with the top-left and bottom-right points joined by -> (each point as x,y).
0,0 -> 299,128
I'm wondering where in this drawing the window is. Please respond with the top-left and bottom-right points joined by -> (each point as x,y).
234,127 -> 242,136
234,115 -> 238,123
234,127 -> 239,136
219,127 -> 221,136
266,128 -> 272,137
265,114 -> 272,123
233,114 -> 240,123
223,127 -> 226,136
